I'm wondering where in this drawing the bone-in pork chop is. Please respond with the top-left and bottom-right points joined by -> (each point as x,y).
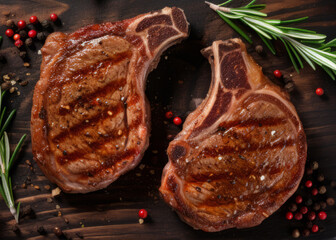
31,7 -> 189,193
160,39 -> 307,232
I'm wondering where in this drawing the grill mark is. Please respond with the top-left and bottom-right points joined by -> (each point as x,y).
201,138 -> 295,158
48,51 -> 132,90
58,77 -> 127,116
52,103 -> 124,142
218,117 -> 287,130
56,119 -> 143,165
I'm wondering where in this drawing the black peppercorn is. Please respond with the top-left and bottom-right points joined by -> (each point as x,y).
306,168 -> 313,175
25,38 -> 33,47
317,174 -> 325,182
19,30 -> 27,39
255,45 -> 265,56
53,226 -> 63,237
43,31 -> 50,38
331,180 -> 336,188
320,201 -> 327,209
19,51 -> 27,59
319,186 -> 327,194
306,221 -> 313,229
37,226 -> 47,235
312,161 -> 319,170
326,197 -> 335,206
26,23 -> 36,30
37,32 -> 45,41
6,19 -> 16,28
288,203 -> 297,212
302,229 -> 310,237
305,198 -> 313,206
41,19 -> 51,29
313,203 -> 321,211
284,81 -> 295,92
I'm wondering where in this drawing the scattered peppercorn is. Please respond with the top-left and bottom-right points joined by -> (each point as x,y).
285,212 -> 293,220
302,229 -> 310,237
305,198 -> 313,206
292,229 -> 300,238
326,197 -> 335,206
312,161 -> 319,170
320,201 -> 327,209
26,23 -> 35,30
255,45 -> 264,55
294,212 -> 302,220
305,180 -> 312,188
288,203 -> 297,212
37,32 -> 46,41
318,211 -> 327,220
173,116 -> 182,126
13,34 -> 20,41
165,111 -> 173,119
273,69 -> 282,78
41,19 -> 51,29
284,81 -> 295,93
306,168 -> 313,175
14,39 -> 23,48
28,30 -> 37,38
6,19 -> 15,28
1,82 -> 11,91
50,13 -> 58,22
5,29 -> 14,37
315,87 -> 324,96
319,186 -> 326,194
19,51 -> 27,59
331,180 -> 336,188
295,195 -> 302,204
317,174 -> 324,182
311,224 -> 319,233
19,30 -> 27,39
313,203 -> 321,211
30,15 -> 39,24
37,226 -> 47,235
300,206 -> 308,214
308,211 -> 316,221
25,38 -> 33,47
17,20 -> 26,29
53,226 -> 63,237
138,209 -> 148,219
311,188 -> 318,196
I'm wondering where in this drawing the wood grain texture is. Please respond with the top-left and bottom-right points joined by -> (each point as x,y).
0,0 -> 335,239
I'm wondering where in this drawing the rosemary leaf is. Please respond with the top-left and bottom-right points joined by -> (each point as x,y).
257,32 -> 276,54
280,37 -> 300,72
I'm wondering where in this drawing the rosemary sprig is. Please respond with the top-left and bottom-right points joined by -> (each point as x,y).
0,90 -> 26,223
206,0 -> 336,79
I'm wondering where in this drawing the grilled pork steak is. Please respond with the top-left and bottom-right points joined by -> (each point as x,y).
31,7 -> 189,193
160,39 -> 307,232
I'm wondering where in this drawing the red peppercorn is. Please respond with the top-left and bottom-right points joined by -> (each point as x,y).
311,225 -> 319,233
308,211 -> 316,221
14,39 -> 23,48
285,212 -> 293,220
318,211 -> 327,220
273,70 -> 282,78
50,13 -> 58,22
138,209 -> 148,219
295,195 -> 303,204
315,88 -> 324,96
173,117 -> 182,126
28,30 -> 37,38
305,180 -> 312,188
30,15 -> 38,24
294,212 -> 303,220
13,34 -> 20,41
17,20 -> 26,29
165,111 -> 173,119
5,29 -> 14,37
300,206 -> 308,214
312,188 -> 318,196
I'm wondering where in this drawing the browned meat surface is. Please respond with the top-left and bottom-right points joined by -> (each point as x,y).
31,7 -> 189,193
160,39 -> 307,232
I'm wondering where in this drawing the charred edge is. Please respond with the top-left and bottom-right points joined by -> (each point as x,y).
220,50 -> 251,90
201,138 -> 295,158
52,103 -> 124,142
148,26 -> 179,53
172,7 -> 188,34
136,14 -> 172,32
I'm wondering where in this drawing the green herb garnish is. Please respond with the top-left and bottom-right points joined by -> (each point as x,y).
206,0 -> 336,79
0,90 -> 26,223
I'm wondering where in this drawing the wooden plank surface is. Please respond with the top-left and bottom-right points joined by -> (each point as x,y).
0,0 -> 336,239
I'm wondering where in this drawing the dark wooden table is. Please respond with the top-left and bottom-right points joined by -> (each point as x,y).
0,0 -> 335,239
